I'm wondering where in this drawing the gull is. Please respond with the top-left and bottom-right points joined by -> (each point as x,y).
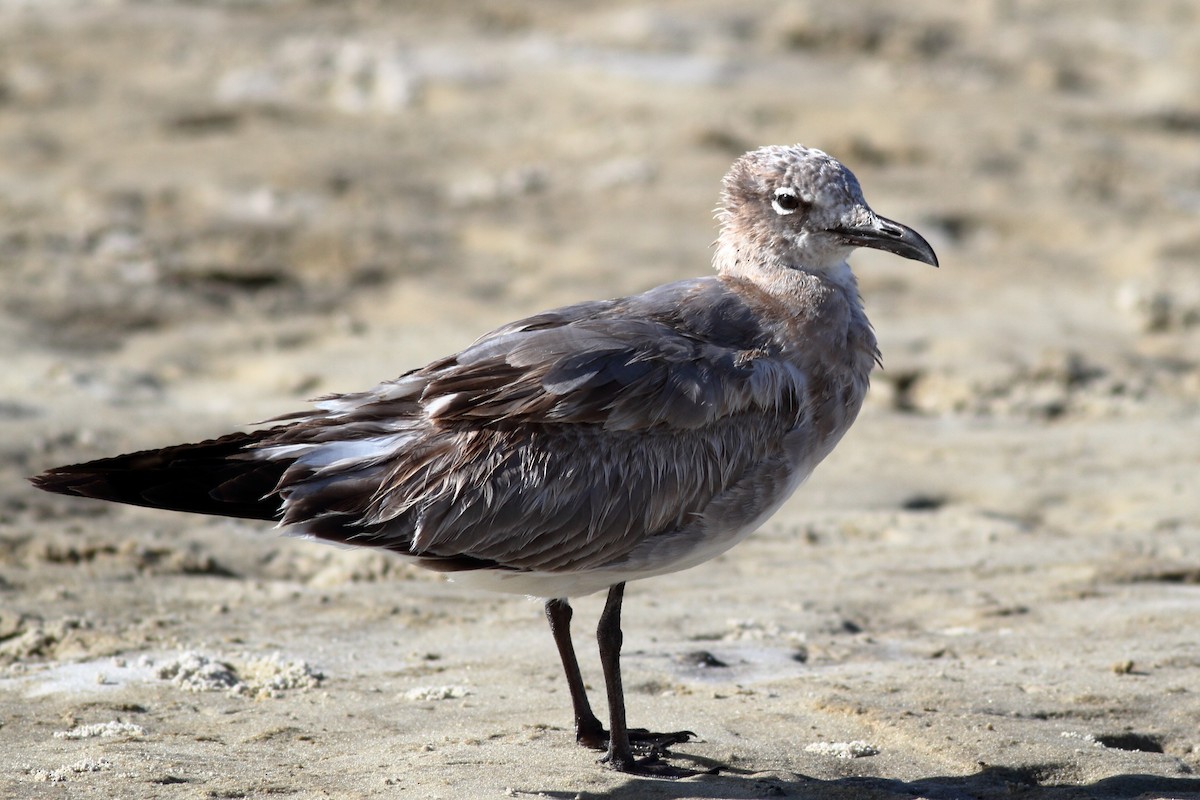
32,144 -> 938,777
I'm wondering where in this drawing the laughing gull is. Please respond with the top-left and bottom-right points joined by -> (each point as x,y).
33,144 -> 938,776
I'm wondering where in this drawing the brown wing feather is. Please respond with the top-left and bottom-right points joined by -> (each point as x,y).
249,278 -> 810,571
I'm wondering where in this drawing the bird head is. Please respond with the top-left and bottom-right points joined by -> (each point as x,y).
717,144 -> 939,273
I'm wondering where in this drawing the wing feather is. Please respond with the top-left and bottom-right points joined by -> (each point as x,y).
249,277 -> 810,572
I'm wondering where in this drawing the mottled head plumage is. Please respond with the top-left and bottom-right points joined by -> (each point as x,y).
715,144 -> 938,274
721,145 -> 864,219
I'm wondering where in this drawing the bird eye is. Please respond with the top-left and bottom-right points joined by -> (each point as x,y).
772,189 -> 803,215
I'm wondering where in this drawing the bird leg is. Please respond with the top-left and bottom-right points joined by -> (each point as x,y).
594,583 -> 699,777
545,597 -> 607,748
545,593 -> 695,765
596,582 -> 637,768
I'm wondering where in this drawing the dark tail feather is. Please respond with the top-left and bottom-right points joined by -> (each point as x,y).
30,431 -> 288,522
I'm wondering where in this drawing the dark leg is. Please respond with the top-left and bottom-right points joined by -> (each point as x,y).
596,583 -> 634,769
545,598 -> 607,749
596,583 -> 702,777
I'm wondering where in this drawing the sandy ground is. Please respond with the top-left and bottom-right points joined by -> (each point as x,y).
3,2 -> 1200,798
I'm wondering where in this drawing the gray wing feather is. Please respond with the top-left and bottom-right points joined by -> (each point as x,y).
253,277 -> 810,572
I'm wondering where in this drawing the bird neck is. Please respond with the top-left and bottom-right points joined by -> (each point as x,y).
713,234 -> 861,303
713,243 -> 878,377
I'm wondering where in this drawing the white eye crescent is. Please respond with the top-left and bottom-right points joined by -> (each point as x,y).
772,188 -> 803,215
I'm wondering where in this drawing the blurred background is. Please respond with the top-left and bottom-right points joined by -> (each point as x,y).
3,2 -> 1198,427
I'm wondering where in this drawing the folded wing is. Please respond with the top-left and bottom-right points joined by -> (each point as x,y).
34,278 -> 811,575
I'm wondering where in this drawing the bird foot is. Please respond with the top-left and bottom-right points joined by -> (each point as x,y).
627,727 -> 697,755
577,726 -> 695,755
579,726 -> 709,778
600,750 -> 718,779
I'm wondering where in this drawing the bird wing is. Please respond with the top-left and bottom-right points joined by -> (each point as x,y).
256,278 -> 810,572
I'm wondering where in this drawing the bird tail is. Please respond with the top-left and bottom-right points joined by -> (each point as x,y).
30,431 -> 288,522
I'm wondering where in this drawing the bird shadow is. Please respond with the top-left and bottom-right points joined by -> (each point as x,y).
529,764 -> 1200,799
